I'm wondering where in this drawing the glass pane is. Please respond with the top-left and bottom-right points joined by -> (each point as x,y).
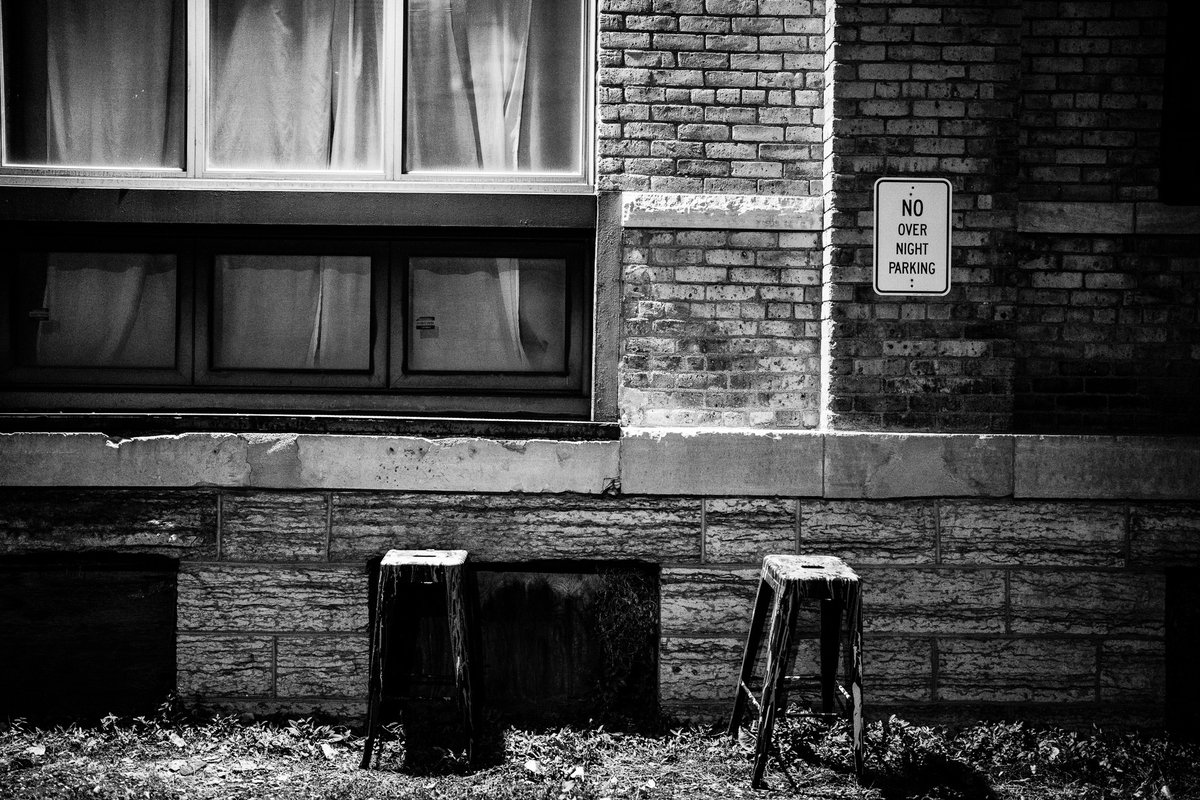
405,0 -> 583,174
16,252 -> 177,368
208,0 -> 383,171
409,256 -> 566,372
2,0 -> 185,168
213,254 -> 372,370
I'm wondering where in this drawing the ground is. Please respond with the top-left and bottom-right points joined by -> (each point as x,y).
2,706 -> 1198,799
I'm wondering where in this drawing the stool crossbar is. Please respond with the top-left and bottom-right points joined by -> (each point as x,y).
727,555 -> 864,787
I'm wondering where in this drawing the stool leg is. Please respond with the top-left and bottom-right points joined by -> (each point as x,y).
360,569 -> 392,769
752,584 -> 799,790
727,577 -> 773,736
819,598 -> 843,715
845,584 -> 865,781
444,561 -> 474,763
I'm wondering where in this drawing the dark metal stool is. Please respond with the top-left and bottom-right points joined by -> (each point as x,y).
727,554 -> 864,787
360,549 -> 475,769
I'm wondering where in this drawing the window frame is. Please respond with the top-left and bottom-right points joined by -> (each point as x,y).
0,0 -> 595,192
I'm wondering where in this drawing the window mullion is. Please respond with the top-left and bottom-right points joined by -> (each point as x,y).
387,0 -> 403,181
187,0 -> 206,179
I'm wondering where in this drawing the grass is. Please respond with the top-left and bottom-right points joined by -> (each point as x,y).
2,700 -> 1198,800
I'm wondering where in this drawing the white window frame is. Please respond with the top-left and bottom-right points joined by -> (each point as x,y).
0,0 -> 595,194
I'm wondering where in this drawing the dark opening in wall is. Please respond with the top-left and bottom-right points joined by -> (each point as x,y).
1166,567 -> 1200,739
0,553 -> 177,722
372,560 -> 659,728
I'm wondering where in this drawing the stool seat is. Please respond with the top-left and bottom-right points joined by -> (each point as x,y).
360,549 -> 475,769
728,554 -> 864,787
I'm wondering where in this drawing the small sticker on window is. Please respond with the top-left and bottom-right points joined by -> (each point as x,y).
415,316 -> 436,330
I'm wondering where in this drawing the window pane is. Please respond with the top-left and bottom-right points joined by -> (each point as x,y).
213,254 -> 372,370
2,0 -> 185,168
405,0 -> 583,174
208,0 -> 383,171
16,252 -> 177,368
409,256 -> 566,372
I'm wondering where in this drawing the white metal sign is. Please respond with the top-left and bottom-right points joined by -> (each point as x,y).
873,177 -> 952,296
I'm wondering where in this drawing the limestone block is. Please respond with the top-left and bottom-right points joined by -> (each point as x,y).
1100,640 -> 1165,705
620,427 -> 822,496
297,436 -> 619,493
0,488 -> 217,559
176,634 -> 272,697
1129,503 -> 1200,567
939,501 -> 1126,567
1014,436 -> 1200,500
824,433 -> 1012,498
1008,570 -> 1165,637
178,564 -> 367,633
705,498 -> 796,564
220,491 -> 328,562
660,567 -> 760,636
936,639 -> 1097,703
621,191 -> 823,231
330,493 -> 700,563
1017,201 -> 1134,234
0,433 -> 250,486
856,567 -> 1006,635
801,500 -> 936,564
1133,202 -> 1200,235
659,636 -> 742,705
276,635 -> 368,698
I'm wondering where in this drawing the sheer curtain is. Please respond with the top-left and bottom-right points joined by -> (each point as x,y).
35,254 -> 177,368
3,0 -> 183,167
208,0 -> 381,171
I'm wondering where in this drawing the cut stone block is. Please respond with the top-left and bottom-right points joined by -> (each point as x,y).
276,635 -> 368,698
178,564 -> 367,633
659,636 -> 742,705
1100,640 -> 1165,705
705,498 -> 796,564
801,500 -> 936,564
824,433 -> 1012,498
660,567 -> 760,636
330,493 -> 700,563
220,491 -> 328,562
855,567 -> 1006,634
937,639 -> 1097,703
939,501 -> 1126,567
1014,436 -> 1200,500
176,634 -> 272,698
1129,503 -> 1200,567
1009,570 -> 1165,636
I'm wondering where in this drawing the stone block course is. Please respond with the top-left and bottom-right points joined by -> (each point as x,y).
801,500 -> 936,564
855,567 -> 1007,635
704,498 -> 797,562
659,566 -> 759,635
938,501 -> 1127,567
177,635 -> 274,698
1129,503 -> 1200,567
936,638 -> 1097,703
220,492 -> 328,563
276,636 -> 368,698
177,564 -> 367,633
1008,570 -> 1165,636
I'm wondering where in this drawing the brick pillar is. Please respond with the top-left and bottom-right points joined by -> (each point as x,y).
821,0 -> 1021,432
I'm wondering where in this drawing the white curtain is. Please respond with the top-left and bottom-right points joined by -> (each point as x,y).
5,0 -> 183,167
406,0 -> 580,172
213,255 -> 372,370
209,0 -> 381,170
36,254 -> 176,368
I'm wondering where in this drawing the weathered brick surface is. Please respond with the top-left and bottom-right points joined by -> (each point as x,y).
1129,503 -> 1200,567
220,492 -> 328,562
821,0 -> 1020,432
276,636 -> 368,698
598,0 -> 825,195
620,228 -> 822,427
177,634 -> 273,697
939,501 -> 1126,567
936,638 -> 1097,703
1008,570 -> 1165,636
801,500 -> 936,564
704,498 -> 796,563
178,564 -> 367,633
0,489 -> 217,559
857,567 -> 1007,634
329,493 -> 701,563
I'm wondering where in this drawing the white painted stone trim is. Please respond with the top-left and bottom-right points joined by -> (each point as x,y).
620,192 -> 823,231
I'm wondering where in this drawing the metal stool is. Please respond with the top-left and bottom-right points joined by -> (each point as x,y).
360,549 -> 475,769
727,555 -> 864,787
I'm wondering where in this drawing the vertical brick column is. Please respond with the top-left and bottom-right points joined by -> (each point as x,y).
821,0 -> 1021,431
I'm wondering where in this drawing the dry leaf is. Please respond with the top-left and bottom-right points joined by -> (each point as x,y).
320,743 -> 337,761
525,759 -> 543,775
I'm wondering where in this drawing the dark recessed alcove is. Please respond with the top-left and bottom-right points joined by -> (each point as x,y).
1167,567 -> 1200,739
0,553 -> 177,723
372,560 -> 659,729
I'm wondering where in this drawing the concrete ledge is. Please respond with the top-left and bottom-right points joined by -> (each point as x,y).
620,427 -> 823,496
824,433 -> 1013,499
1018,202 -> 1134,234
621,191 -> 823,231
1014,436 -> 1200,500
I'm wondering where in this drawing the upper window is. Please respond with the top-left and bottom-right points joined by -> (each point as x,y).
0,0 -> 590,187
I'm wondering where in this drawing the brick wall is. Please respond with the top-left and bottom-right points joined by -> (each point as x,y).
820,0 -> 1021,432
598,0 -> 826,195
3,485 -> 1193,726
620,226 -> 823,426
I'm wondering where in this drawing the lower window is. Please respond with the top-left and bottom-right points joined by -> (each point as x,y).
0,224 -> 592,418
